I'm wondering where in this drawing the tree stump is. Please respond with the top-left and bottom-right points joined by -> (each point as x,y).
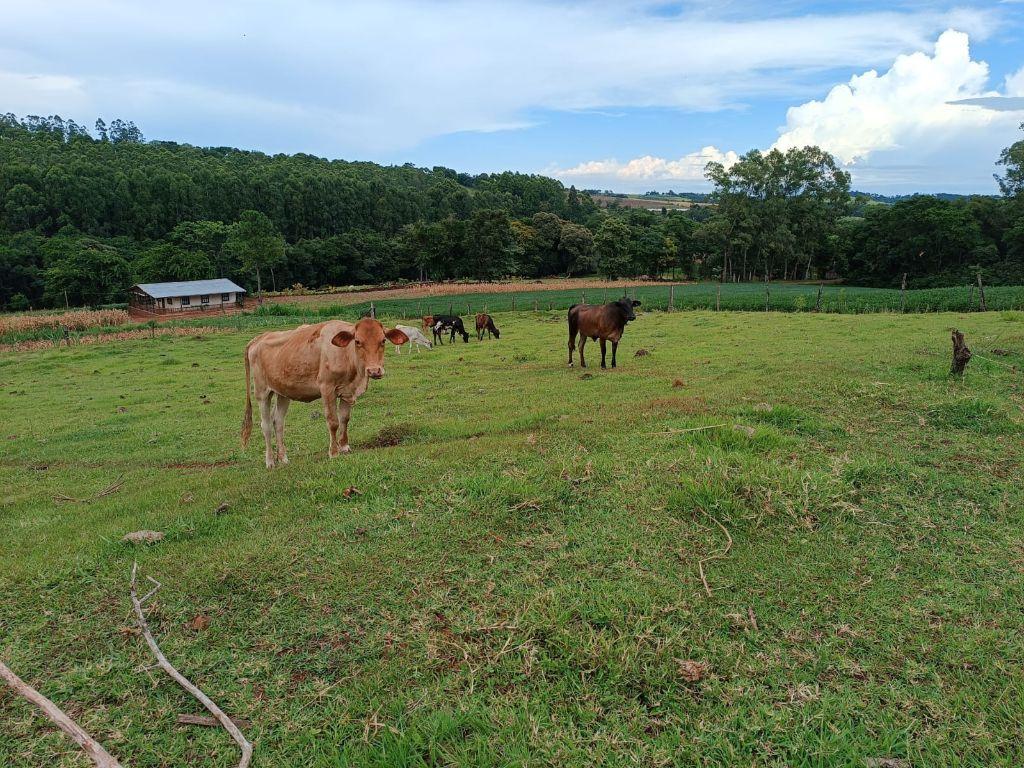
950,329 -> 971,376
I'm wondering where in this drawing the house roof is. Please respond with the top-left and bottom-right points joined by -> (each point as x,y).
133,279 -> 246,299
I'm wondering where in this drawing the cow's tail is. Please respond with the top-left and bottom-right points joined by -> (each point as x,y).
241,342 -> 253,448
567,304 -> 579,335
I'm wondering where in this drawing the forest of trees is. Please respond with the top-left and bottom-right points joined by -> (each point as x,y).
1,113 -> 1022,309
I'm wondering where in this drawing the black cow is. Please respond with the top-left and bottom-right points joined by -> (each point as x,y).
432,315 -> 470,344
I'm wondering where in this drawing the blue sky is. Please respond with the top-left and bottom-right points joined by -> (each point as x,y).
2,1 -> 1023,193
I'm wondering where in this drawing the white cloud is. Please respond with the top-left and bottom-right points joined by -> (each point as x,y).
1007,65 -> 1024,95
772,30 -> 1001,164
554,29 -> 1024,192
553,146 -> 738,183
0,1 -> 997,155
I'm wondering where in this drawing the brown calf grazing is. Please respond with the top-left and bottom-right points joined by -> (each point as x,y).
475,313 -> 500,340
567,297 -> 641,368
242,318 -> 408,468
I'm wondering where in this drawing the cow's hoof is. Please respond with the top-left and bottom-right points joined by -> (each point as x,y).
340,444 -> 352,454
265,458 -> 276,469
278,455 -> 289,465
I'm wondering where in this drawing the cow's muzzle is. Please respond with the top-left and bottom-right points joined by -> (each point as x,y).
366,367 -> 384,379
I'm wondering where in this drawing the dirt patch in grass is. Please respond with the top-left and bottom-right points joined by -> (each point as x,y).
164,459 -> 239,470
359,424 -> 418,449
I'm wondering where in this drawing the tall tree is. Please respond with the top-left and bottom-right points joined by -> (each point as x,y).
224,210 -> 284,295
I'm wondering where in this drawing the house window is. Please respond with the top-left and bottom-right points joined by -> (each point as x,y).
200,295 -> 210,305
166,297 -> 174,306
221,293 -> 230,302
180,296 -> 190,306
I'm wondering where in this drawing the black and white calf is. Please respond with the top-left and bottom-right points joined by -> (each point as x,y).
431,315 -> 470,344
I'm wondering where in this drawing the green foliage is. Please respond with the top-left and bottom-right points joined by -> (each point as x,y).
224,210 -> 285,294
594,218 -> 632,279
1,114 -> 1024,308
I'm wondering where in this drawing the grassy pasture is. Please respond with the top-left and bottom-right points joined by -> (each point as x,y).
260,282 -> 1024,323
1,310 -> 1023,767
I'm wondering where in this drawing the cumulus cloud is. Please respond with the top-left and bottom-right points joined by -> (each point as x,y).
555,29 -> 1024,192
0,1 -> 996,156
554,146 -> 739,182
772,30 -> 1003,163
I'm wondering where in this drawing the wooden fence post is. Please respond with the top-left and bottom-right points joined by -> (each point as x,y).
582,291 -> 586,305
511,295 -> 516,311
448,302 -> 453,316
369,301 -> 375,319
669,285 -> 675,311
534,298 -> 538,312
716,284 -> 721,312
764,275 -> 770,312
977,271 -> 987,312
815,282 -> 823,313
900,273 -> 907,313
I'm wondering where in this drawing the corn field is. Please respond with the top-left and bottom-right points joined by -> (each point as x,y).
0,308 -> 130,335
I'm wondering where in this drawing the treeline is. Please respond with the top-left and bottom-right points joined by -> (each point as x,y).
1,113 -> 1023,310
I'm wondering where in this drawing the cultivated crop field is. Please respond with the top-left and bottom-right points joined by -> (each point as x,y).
1,310 -> 1023,767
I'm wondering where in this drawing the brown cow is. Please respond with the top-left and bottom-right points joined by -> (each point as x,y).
241,318 -> 408,468
567,297 -> 641,368
475,313 -> 500,340
421,315 -> 435,330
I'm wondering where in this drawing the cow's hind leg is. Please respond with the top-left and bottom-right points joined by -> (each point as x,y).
258,392 -> 276,469
568,328 -> 577,366
600,338 -> 607,369
273,396 -> 291,464
578,337 -> 587,368
612,341 -> 619,368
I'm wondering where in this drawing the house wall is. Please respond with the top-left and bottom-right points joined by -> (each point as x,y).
165,291 -> 237,308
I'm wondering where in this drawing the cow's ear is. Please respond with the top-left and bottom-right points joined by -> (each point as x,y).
632,300 -> 642,307
331,330 -> 355,348
385,327 -> 409,345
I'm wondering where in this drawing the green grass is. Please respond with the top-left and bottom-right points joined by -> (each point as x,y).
1,310 -> 1023,767
260,282 -> 1024,323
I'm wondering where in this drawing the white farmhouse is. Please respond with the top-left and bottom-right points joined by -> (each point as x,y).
129,279 -> 246,317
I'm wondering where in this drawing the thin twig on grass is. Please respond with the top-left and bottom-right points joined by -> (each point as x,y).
696,511 -> 733,598
130,562 -> 253,768
176,713 -> 252,729
649,423 -> 728,436
54,476 -> 125,503
747,606 -> 759,632
0,660 -> 124,768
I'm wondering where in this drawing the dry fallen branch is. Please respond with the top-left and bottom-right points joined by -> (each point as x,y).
697,511 -> 734,598
130,563 -> 253,768
0,660 -> 124,768
54,476 -> 125,503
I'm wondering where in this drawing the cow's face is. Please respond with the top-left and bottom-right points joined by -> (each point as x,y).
616,297 -> 641,322
331,319 -> 408,379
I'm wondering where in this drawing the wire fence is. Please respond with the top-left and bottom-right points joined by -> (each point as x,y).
6,282 -> 1024,346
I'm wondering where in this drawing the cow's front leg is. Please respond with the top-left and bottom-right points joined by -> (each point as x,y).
258,392 -> 276,469
600,338 -> 607,369
611,341 -> 618,368
322,388 -> 342,457
337,397 -> 354,454
273,396 -> 291,464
